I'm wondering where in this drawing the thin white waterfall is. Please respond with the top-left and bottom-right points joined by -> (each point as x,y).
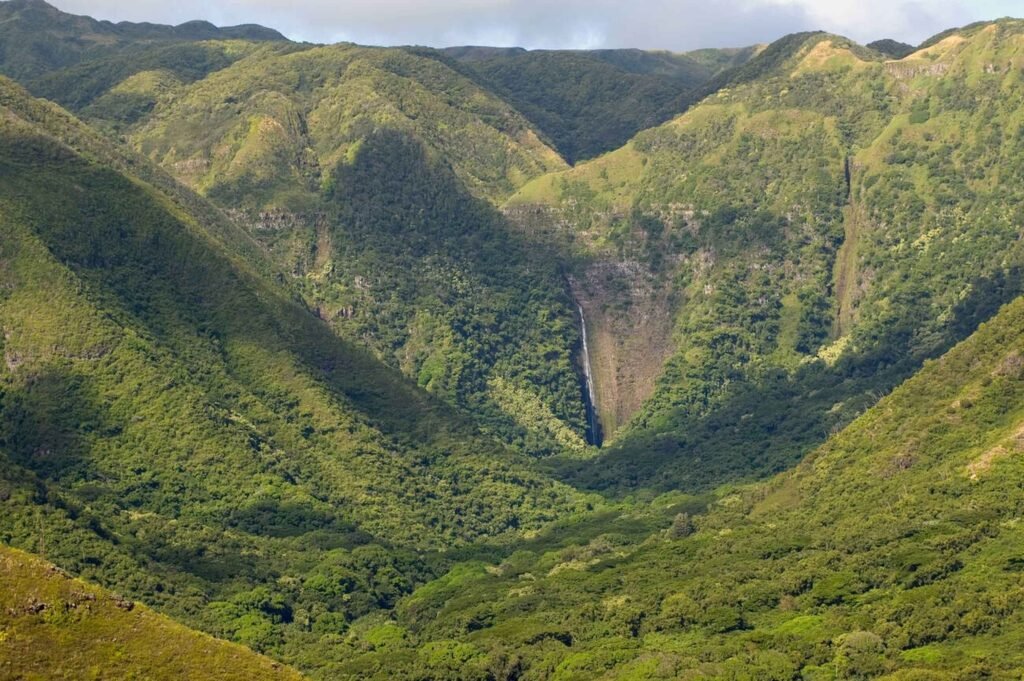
578,304 -> 600,445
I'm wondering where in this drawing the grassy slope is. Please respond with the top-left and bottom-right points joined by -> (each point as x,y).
507,22 -> 1024,496
0,76 -> 589,676
337,284 -> 1024,680
0,545 -> 305,680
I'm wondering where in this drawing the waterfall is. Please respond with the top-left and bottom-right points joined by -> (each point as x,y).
578,304 -> 602,446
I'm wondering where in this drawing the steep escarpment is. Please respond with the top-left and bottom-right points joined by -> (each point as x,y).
567,260 -> 676,441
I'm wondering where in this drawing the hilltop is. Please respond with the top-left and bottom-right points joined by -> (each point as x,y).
0,545 -> 305,680
0,0 -> 284,80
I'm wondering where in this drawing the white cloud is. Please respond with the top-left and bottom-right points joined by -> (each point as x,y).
47,0 -> 1022,49
761,0 -> 1011,43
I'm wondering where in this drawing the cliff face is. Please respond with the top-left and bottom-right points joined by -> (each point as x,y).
569,260 -> 675,441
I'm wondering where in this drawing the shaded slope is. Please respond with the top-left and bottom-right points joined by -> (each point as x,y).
118,44 -> 594,458
0,76 -> 588,675
438,46 -> 754,163
0,545 -> 305,680
26,40 -> 286,117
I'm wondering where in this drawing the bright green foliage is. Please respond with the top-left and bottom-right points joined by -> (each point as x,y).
0,76 -> 590,671
334,292 -> 1024,680
0,545 -> 306,679
127,42 -> 567,205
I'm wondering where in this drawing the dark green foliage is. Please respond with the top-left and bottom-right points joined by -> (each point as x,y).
115,42 -> 588,456
318,129 -> 587,454
27,41 -> 272,112
332,295 -> 1024,680
436,48 -> 722,163
867,39 -> 915,58
0,0 -> 283,81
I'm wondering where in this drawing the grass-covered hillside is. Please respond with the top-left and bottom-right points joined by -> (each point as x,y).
438,46 -> 758,163
508,21 -> 1024,495
0,0 -> 283,81
0,75 -> 591,673
0,545 -> 305,680
338,286 -> 1024,680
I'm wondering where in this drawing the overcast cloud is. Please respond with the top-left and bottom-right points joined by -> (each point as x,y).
47,0 -> 1022,50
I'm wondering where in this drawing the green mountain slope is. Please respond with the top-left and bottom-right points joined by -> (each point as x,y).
0,0 -> 284,81
0,545 -> 305,680
507,22 -> 1024,495
25,40 -> 276,118
437,46 -> 758,163
8,7 -> 1024,680
0,75 -> 588,674
103,43 -> 599,457
334,283 -> 1024,680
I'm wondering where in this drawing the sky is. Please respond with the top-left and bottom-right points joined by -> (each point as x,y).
48,0 -> 1024,51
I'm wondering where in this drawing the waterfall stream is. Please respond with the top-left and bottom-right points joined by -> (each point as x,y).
578,304 -> 602,446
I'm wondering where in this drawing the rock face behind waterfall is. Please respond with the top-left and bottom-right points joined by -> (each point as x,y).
568,261 -> 676,439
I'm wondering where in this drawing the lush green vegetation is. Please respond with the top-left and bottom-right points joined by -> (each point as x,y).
332,293 -> 1024,680
104,41 -> 598,456
6,5 -> 1024,679
0,75 -> 590,673
435,46 -> 748,163
510,23 -> 1024,498
0,545 -> 305,679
